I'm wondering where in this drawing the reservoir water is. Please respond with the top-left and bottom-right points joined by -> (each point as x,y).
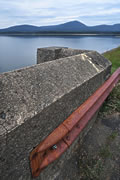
0,35 -> 120,73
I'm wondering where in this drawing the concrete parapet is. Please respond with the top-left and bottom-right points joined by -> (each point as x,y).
37,47 -> 90,64
0,47 -> 111,179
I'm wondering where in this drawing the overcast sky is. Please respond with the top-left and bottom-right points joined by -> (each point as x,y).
0,0 -> 120,28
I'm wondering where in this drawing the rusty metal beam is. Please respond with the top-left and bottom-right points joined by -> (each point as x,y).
30,68 -> 120,178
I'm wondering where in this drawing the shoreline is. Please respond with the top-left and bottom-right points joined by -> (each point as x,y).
102,46 -> 120,55
0,33 -> 120,36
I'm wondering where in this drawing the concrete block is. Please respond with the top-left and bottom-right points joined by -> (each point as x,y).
37,47 -> 90,64
0,48 -> 111,179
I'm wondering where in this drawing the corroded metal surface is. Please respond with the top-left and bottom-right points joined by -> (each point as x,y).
30,68 -> 120,178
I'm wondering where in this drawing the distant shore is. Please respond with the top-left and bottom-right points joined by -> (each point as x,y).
0,33 -> 120,36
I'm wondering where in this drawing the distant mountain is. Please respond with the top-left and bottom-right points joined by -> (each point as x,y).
0,21 -> 120,34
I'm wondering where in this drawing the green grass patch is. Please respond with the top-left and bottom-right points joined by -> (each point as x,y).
100,83 -> 120,115
99,131 -> 118,159
99,146 -> 112,159
100,47 -> 120,115
103,46 -> 120,73
107,131 -> 118,143
79,151 -> 103,180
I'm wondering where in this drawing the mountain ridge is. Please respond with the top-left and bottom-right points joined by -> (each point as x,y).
0,21 -> 120,33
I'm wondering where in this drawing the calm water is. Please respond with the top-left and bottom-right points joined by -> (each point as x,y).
0,35 -> 120,73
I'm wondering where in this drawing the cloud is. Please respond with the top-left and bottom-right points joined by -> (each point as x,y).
0,0 -> 120,28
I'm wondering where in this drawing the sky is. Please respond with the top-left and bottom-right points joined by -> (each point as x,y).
0,0 -> 120,28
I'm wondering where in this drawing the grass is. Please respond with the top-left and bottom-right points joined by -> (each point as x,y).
79,131 -> 118,179
99,146 -> 112,159
99,131 -> 118,160
100,82 -> 120,115
79,151 -> 104,180
100,47 -> 120,115
107,131 -> 118,142
103,46 -> 120,73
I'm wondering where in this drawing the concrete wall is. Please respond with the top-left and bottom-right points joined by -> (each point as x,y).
0,47 -> 111,179
37,47 -> 90,64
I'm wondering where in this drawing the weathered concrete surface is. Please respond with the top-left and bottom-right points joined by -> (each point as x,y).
37,47 -> 90,64
0,48 -> 111,179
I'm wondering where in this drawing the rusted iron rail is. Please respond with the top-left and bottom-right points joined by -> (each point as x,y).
30,68 -> 120,178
